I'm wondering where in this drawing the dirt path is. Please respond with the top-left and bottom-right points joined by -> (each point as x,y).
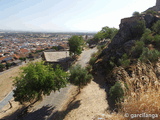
0,65 -> 22,101
0,48 -> 99,120
59,74 -> 109,120
49,47 -> 109,120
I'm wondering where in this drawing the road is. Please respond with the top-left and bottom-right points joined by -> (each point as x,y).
0,58 -> 41,110
0,91 -> 14,110
23,47 -> 98,120
0,48 -> 97,119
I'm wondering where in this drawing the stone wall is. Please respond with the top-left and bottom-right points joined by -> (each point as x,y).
156,0 -> 160,6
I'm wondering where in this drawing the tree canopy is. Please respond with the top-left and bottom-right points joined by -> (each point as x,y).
69,64 -> 93,92
13,61 -> 68,104
68,35 -> 84,56
92,26 -> 118,43
132,11 -> 140,17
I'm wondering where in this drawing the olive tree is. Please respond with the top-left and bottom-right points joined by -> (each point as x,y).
69,64 -> 93,93
68,35 -> 84,56
13,61 -> 68,105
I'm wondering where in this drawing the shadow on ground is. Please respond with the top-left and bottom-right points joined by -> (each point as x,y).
92,72 -> 116,112
1,105 -> 55,120
48,100 -> 81,120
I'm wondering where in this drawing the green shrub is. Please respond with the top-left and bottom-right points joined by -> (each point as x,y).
152,20 -> 160,34
119,54 -> 130,67
141,28 -> 153,44
104,57 -> 116,74
69,64 -> 93,92
109,81 -> 125,103
132,11 -> 141,17
153,35 -> 160,47
139,47 -> 160,62
97,44 -> 106,50
146,10 -> 158,15
89,57 -> 96,65
132,20 -> 146,38
86,65 -> 92,72
0,63 -> 5,71
131,41 -> 145,58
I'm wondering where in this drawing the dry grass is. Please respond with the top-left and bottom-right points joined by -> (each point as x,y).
117,78 -> 160,120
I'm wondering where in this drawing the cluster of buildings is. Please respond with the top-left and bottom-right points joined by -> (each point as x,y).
0,32 -> 94,71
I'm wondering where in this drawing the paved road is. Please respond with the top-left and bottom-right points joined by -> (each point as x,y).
0,91 -> 14,110
46,47 -> 98,120
0,58 -> 41,110
0,48 -> 98,119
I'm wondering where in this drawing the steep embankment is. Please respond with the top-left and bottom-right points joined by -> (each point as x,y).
93,13 -> 160,119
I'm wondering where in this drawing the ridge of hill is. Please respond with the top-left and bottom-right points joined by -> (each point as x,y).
90,8 -> 160,120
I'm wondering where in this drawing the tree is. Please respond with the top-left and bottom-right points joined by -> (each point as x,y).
119,53 -> 130,67
146,10 -> 158,15
13,61 -> 68,105
140,28 -> 153,44
139,47 -> 160,63
91,26 -> 118,44
19,57 -> 26,61
93,31 -> 104,43
101,26 -> 118,39
69,64 -> 93,92
68,35 -> 84,56
109,81 -> 126,103
132,20 -> 146,38
132,11 -> 140,17
152,20 -> 160,34
6,62 -> 11,69
0,63 -> 5,71
131,40 -> 145,58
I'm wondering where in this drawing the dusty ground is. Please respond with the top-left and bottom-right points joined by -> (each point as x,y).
0,59 -> 41,101
64,82 -> 108,119
51,73 -> 109,120
0,66 -> 23,101
0,98 -> 23,119
0,59 -> 41,119
0,49 -> 110,120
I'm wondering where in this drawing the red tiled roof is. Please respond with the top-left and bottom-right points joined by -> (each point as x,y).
0,56 -> 6,61
13,54 -> 20,59
20,48 -> 29,53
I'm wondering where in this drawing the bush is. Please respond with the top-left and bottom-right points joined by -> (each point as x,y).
0,63 -> 5,71
13,62 -> 68,104
19,57 -> 26,61
132,11 -> 140,17
89,57 -> 96,65
146,10 -> 158,15
86,65 -> 92,72
153,34 -> 160,47
131,20 -> 146,39
69,64 -> 93,92
152,20 -> 160,34
104,57 -> 117,74
109,81 -> 125,103
101,26 -> 118,39
131,40 -> 145,58
97,44 -> 106,50
141,28 -> 153,44
119,54 -> 130,67
139,47 -> 160,62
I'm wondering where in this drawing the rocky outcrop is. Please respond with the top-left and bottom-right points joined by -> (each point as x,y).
99,14 -> 160,61
146,0 -> 160,11
106,59 -> 160,87
94,12 -> 160,86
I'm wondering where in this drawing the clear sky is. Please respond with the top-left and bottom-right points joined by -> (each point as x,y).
0,0 -> 156,32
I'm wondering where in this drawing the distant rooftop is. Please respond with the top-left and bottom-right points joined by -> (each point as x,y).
43,51 -> 69,62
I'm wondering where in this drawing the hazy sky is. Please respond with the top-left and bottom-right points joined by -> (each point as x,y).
0,0 -> 156,32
